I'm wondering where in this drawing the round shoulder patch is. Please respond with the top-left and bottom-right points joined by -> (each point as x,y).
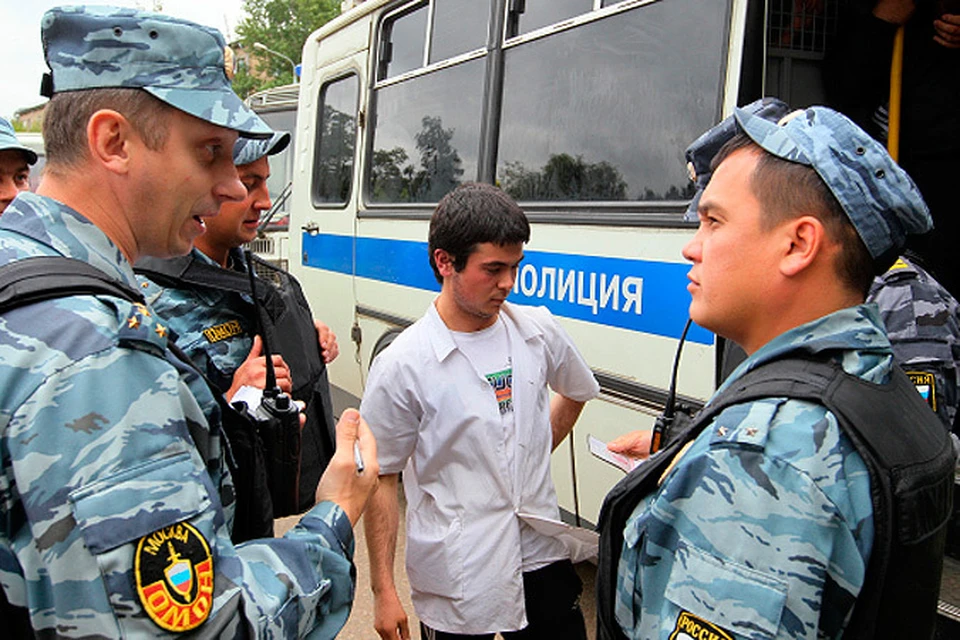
135,522 -> 214,632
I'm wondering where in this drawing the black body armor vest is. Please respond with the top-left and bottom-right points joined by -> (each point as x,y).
596,357 -> 955,640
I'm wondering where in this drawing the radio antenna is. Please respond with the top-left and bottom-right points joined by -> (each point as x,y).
650,317 -> 692,453
244,249 -> 279,398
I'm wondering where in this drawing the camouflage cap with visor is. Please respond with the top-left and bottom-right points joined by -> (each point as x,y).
734,105 -> 931,273
0,117 -> 38,165
233,131 -> 291,166
40,5 -> 272,138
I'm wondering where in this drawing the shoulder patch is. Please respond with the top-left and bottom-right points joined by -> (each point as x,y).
889,258 -> 909,271
670,610 -> 734,640
906,371 -> 937,411
135,521 -> 214,632
202,320 -> 244,343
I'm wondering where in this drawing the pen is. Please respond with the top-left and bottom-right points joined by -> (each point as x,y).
354,440 -> 364,474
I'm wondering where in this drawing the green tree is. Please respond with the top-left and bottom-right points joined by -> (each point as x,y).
234,0 -> 341,96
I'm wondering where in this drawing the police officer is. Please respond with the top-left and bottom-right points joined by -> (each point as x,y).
136,132 -> 342,514
869,253 -> 960,433
600,106 -> 954,639
0,116 -> 37,213
0,6 -> 377,637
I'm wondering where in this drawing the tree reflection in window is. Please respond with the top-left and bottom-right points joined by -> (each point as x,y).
313,75 -> 357,206
502,155 -> 627,201
370,115 -> 464,203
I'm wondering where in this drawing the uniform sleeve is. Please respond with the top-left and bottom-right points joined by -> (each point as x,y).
619,400 -> 870,639
360,345 -> 423,475
530,306 -> 600,402
3,345 -> 355,639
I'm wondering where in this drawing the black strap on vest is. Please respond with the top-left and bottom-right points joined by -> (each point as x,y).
0,256 -> 145,310
136,253 -> 337,512
597,356 -> 955,640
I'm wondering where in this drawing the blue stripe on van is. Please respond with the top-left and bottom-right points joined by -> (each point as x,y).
301,232 -> 713,344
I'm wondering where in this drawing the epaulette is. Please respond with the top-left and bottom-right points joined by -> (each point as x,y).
707,400 -> 776,450
117,300 -> 171,357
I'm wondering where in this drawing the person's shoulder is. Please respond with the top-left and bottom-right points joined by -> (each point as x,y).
502,302 -> 563,334
373,319 -> 429,366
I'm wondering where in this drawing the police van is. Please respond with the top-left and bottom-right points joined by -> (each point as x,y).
272,0 -> 958,628
245,83 -> 300,271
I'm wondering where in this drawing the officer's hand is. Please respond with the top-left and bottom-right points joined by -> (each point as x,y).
315,408 -> 379,525
225,335 -> 294,401
315,320 -> 340,363
934,14 -> 960,48
607,429 -> 653,459
373,587 -> 410,640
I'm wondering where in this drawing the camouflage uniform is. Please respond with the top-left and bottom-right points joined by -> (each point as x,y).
615,306 -> 885,639
609,107 -> 940,638
0,7 -> 356,638
138,247 -> 258,393
869,256 -> 960,432
0,193 -> 356,638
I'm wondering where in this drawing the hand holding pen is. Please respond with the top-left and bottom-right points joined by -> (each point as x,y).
315,408 -> 379,525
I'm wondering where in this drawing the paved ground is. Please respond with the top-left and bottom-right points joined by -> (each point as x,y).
278,487 -> 598,640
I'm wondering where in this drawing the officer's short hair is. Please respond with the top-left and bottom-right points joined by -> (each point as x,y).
713,133 -> 875,297
428,183 -> 531,284
43,89 -> 173,169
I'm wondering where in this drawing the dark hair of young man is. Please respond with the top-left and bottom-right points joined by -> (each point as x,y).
428,182 -> 531,284
712,133 -> 875,298
43,89 -> 172,170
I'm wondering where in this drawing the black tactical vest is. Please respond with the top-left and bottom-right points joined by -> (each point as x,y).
596,357 -> 956,640
135,252 -> 337,513
0,257 -> 276,635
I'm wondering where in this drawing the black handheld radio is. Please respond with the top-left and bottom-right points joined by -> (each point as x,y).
649,317 -> 693,454
244,249 -> 302,517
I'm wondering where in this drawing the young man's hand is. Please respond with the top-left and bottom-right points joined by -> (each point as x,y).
373,587 -> 411,640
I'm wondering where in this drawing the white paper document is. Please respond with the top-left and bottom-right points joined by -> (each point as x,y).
518,512 -> 599,563
587,434 -> 643,473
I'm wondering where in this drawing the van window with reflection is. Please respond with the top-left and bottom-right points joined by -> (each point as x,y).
379,3 -> 428,80
313,74 -> 358,207
497,0 -> 727,203
369,59 -> 483,203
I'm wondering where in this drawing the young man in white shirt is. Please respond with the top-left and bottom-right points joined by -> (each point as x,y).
361,182 -> 600,640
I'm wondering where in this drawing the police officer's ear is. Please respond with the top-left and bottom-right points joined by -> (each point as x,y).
779,215 -> 828,278
86,109 -> 135,175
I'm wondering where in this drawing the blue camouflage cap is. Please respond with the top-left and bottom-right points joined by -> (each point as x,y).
683,98 -> 790,221
41,5 -> 272,138
233,131 -> 291,166
0,118 -> 38,165
735,105 -> 931,271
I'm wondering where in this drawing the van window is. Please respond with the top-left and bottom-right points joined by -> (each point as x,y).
508,0 -> 592,37
379,3 -> 429,80
430,0 -> 489,62
369,58 -> 483,203
257,108 -> 296,221
313,74 -> 359,207
497,0 -> 728,203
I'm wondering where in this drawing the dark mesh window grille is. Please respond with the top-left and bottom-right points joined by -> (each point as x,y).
768,0 -> 839,53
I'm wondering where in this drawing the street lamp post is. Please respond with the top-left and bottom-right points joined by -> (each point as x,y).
253,42 -> 298,85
